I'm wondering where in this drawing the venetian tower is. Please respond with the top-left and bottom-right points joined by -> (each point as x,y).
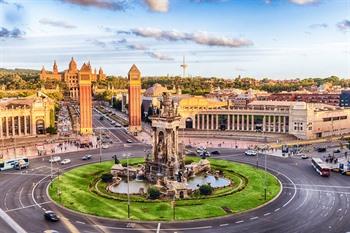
78,63 -> 93,135
128,64 -> 142,134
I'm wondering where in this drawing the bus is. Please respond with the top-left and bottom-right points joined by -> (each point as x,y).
0,157 -> 29,171
311,158 -> 331,177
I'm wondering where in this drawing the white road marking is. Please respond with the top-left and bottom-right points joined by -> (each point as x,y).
156,223 -> 161,233
0,208 -> 27,233
235,220 -> 244,224
274,208 -> 280,212
219,223 -> 229,227
18,187 -> 24,208
76,221 -> 86,225
5,201 -> 51,212
264,212 -> 271,216
250,217 -> 259,220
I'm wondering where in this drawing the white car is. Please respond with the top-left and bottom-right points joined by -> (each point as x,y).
60,159 -> 71,165
245,150 -> 258,156
102,144 -> 109,149
49,156 -> 61,163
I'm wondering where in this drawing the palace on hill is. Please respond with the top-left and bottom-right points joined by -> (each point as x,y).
39,57 -> 106,100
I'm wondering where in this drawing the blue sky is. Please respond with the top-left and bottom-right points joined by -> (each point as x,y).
0,0 -> 349,79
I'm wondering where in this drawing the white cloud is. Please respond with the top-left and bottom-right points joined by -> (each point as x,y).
129,27 -> 253,48
289,0 -> 319,5
145,51 -> 174,60
144,0 -> 168,13
39,18 -> 77,29
337,20 -> 350,31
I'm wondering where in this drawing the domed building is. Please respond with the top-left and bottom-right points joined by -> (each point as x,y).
144,83 -> 169,97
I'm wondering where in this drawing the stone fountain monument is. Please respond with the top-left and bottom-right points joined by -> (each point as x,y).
110,92 -> 215,199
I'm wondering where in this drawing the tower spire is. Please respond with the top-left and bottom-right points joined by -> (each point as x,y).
180,56 -> 188,78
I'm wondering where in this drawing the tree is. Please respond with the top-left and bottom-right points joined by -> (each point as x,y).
199,184 -> 213,195
101,173 -> 113,183
147,186 -> 161,200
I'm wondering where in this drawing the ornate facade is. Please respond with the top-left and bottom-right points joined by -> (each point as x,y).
179,97 -> 350,140
128,64 -> 142,133
39,58 -> 106,100
0,92 -> 55,139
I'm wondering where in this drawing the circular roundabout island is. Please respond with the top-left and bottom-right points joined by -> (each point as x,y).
48,156 -> 281,221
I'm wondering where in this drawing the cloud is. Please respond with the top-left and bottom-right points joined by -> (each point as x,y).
0,0 -> 23,9
144,0 -> 168,12
88,39 -> 107,48
0,27 -> 24,38
289,0 -> 319,5
145,51 -> 174,61
39,18 -> 77,29
337,20 -> 350,31
127,43 -> 148,50
129,27 -> 253,48
309,23 -> 328,29
61,0 -> 128,11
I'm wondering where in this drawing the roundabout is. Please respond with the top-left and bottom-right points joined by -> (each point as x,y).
48,157 -> 281,221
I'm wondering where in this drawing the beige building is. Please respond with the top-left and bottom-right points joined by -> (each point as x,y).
178,97 -> 350,140
0,92 -> 55,139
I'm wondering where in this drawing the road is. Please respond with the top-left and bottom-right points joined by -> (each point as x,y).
0,115 -> 349,233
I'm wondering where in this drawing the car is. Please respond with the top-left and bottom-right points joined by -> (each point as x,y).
211,150 -> 221,155
301,154 -> 309,159
99,116 -> 104,120
82,154 -> 92,160
60,159 -> 71,165
126,139 -> 133,143
334,149 -> 341,153
49,156 -> 61,163
44,211 -> 59,222
245,150 -> 257,156
316,147 -> 327,152
102,144 -> 109,149
199,150 -> 211,158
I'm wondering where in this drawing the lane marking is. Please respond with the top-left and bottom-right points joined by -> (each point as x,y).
274,208 -> 280,212
283,187 -> 350,195
250,216 -> 259,220
235,220 -> 244,224
156,222 -> 161,233
18,187 -> 25,208
219,223 -> 229,227
5,201 -> 51,212
0,208 -> 27,233
76,221 -> 86,225
264,212 -> 271,216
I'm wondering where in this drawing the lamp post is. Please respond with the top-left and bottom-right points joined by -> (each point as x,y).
123,153 -> 130,219
99,128 -> 102,163
264,148 -> 267,200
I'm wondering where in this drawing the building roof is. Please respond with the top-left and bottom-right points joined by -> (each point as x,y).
248,100 -> 300,107
179,96 -> 227,108
144,83 -> 168,97
128,64 -> 140,75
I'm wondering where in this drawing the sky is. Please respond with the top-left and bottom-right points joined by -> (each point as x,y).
0,0 -> 349,79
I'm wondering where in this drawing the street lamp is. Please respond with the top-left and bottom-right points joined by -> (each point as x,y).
264,148 -> 267,200
123,153 -> 130,219
99,128 -> 102,163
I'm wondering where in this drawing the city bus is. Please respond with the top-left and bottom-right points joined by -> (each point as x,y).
0,157 -> 29,171
311,158 -> 331,177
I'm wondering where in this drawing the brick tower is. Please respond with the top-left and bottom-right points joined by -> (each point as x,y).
78,63 -> 93,135
128,64 -> 142,134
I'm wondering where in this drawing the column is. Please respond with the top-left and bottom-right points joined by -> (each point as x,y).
201,114 -> 204,130
12,116 -> 15,137
211,114 -> 214,130
193,115 -> 196,130
282,116 -> 286,133
251,115 -> 254,131
262,115 -> 266,132
227,115 -> 231,130
246,115 -> 250,131
267,115 -> 271,132
241,114 -> 244,131
237,114 -> 240,130
24,116 -> 28,135
216,114 -> 219,130
278,116 -> 281,133
232,115 -> 235,130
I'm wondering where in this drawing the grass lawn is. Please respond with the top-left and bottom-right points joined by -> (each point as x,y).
49,157 -> 280,221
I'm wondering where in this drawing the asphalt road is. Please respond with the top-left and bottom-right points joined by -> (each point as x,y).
0,116 -> 349,233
